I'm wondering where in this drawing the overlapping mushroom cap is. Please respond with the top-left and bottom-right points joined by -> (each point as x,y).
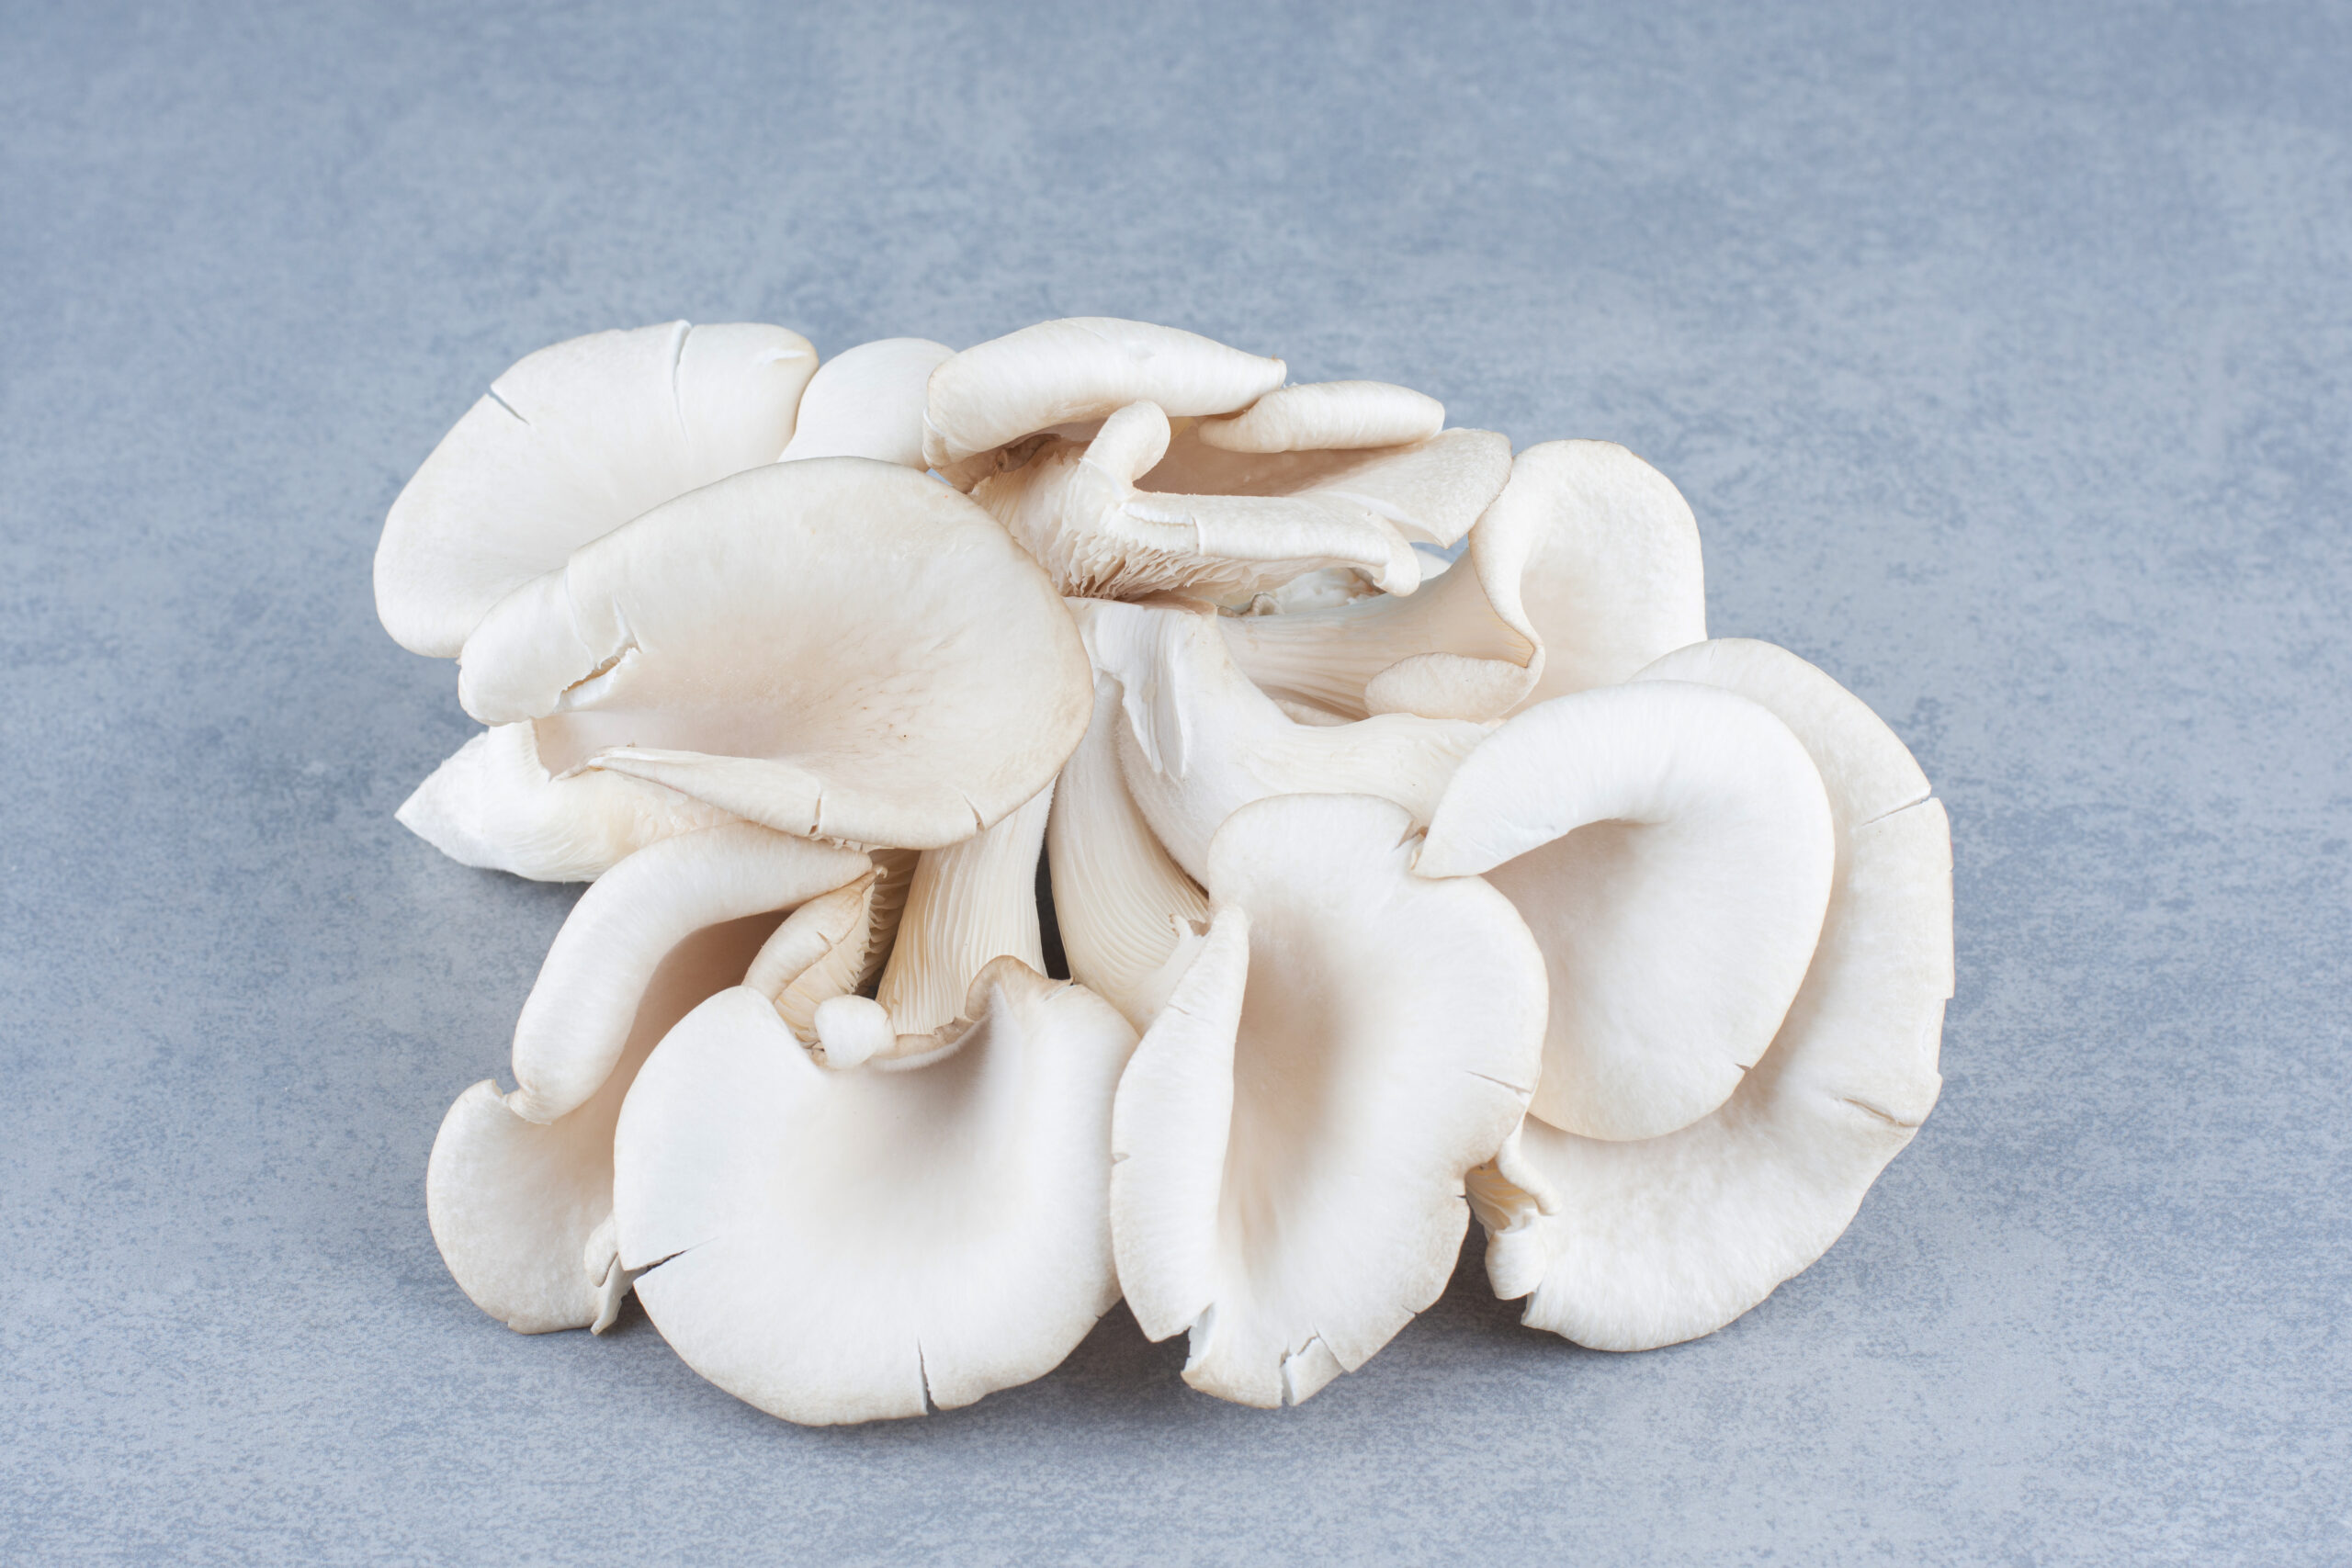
1450,640 -> 1951,1350
384,312 -> 1951,1426
1110,793 -> 1545,1406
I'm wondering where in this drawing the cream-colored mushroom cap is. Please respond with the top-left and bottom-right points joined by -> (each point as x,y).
1417,681 -> 1835,1141
1219,439 -> 1704,724
1474,638 -> 1951,1351
778,337 -> 955,467
613,959 -> 1138,1424
425,823 -> 869,1335
395,721 -> 737,883
376,321 -> 818,659
1192,380 -> 1445,453
1071,597 -> 1488,885
922,316 -> 1285,483
455,457 -> 1093,851
1111,793 -> 1545,1407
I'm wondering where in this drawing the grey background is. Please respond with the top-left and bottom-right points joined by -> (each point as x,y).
3,1 -> 2346,1562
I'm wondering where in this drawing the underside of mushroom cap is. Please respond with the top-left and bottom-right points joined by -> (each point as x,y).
1110,793 -> 1545,1407
453,457 -> 1093,851
1216,438 -> 1703,725
1046,677 -> 1210,1032
1070,596 -> 1490,884
778,337 -> 954,467
1140,421 -> 1511,552
1417,681 -> 1836,1141
395,721 -> 739,883
1476,638 -> 1951,1351
972,402 -> 1428,602
922,317 -> 1285,485
376,321 -> 818,659
425,822 -> 869,1336
614,959 -> 1138,1424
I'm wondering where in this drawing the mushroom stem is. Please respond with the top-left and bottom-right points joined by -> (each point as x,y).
870,782 -> 1057,1051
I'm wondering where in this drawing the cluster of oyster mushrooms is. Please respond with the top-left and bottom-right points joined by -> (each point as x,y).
383,318 -> 1953,1424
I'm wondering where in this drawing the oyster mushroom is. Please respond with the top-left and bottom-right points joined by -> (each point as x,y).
1110,793 -> 1545,1407
1220,439 -> 1704,723
612,958 -> 1138,1424
376,321 -> 818,659
777,336 -> 955,467
425,822 -> 871,1335
1460,639 -> 1951,1351
1415,680 -> 1837,1142
455,457 -> 1093,852
1070,596 -> 1488,883
922,316 -> 1286,489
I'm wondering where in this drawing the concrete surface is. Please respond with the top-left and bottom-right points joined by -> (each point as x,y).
2,3 -> 2346,1562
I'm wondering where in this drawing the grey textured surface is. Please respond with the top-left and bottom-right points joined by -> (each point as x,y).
3,2 -> 2346,1562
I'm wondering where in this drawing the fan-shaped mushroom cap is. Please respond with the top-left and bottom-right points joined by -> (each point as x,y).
455,458 -> 1093,851
376,321 -> 818,659
1070,597 -> 1489,884
424,823 -> 869,1335
1045,678 -> 1211,1031
1192,380 -> 1445,453
777,337 -> 954,467
1418,681 -> 1835,1141
972,401 -> 1428,602
922,317 -> 1285,486
1219,440 -> 1704,723
613,958 -> 1138,1424
395,721 -> 738,883
1473,638 -> 1951,1351
1111,793 -> 1545,1407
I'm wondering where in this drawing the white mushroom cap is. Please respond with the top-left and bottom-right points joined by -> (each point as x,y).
1110,793 -> 1545,1407
424,822 -> 869,1335
777,337 -> 954,467
1045,677 -> 1211,1031
1418,681 -> 1836,1141
613,959 -> 1138,1424
376,321 -> 817,658
454,458 -> 1093,851
1192,380 -> 1445,453
922,317 -> 1285,484
1141,421 -> 1511,551
1218,439 -> 1703,723
395,721 -> 736,883
1474,638 -> 1951,1350
972,401 -> 1428,602
1070,597 -> 1489,884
